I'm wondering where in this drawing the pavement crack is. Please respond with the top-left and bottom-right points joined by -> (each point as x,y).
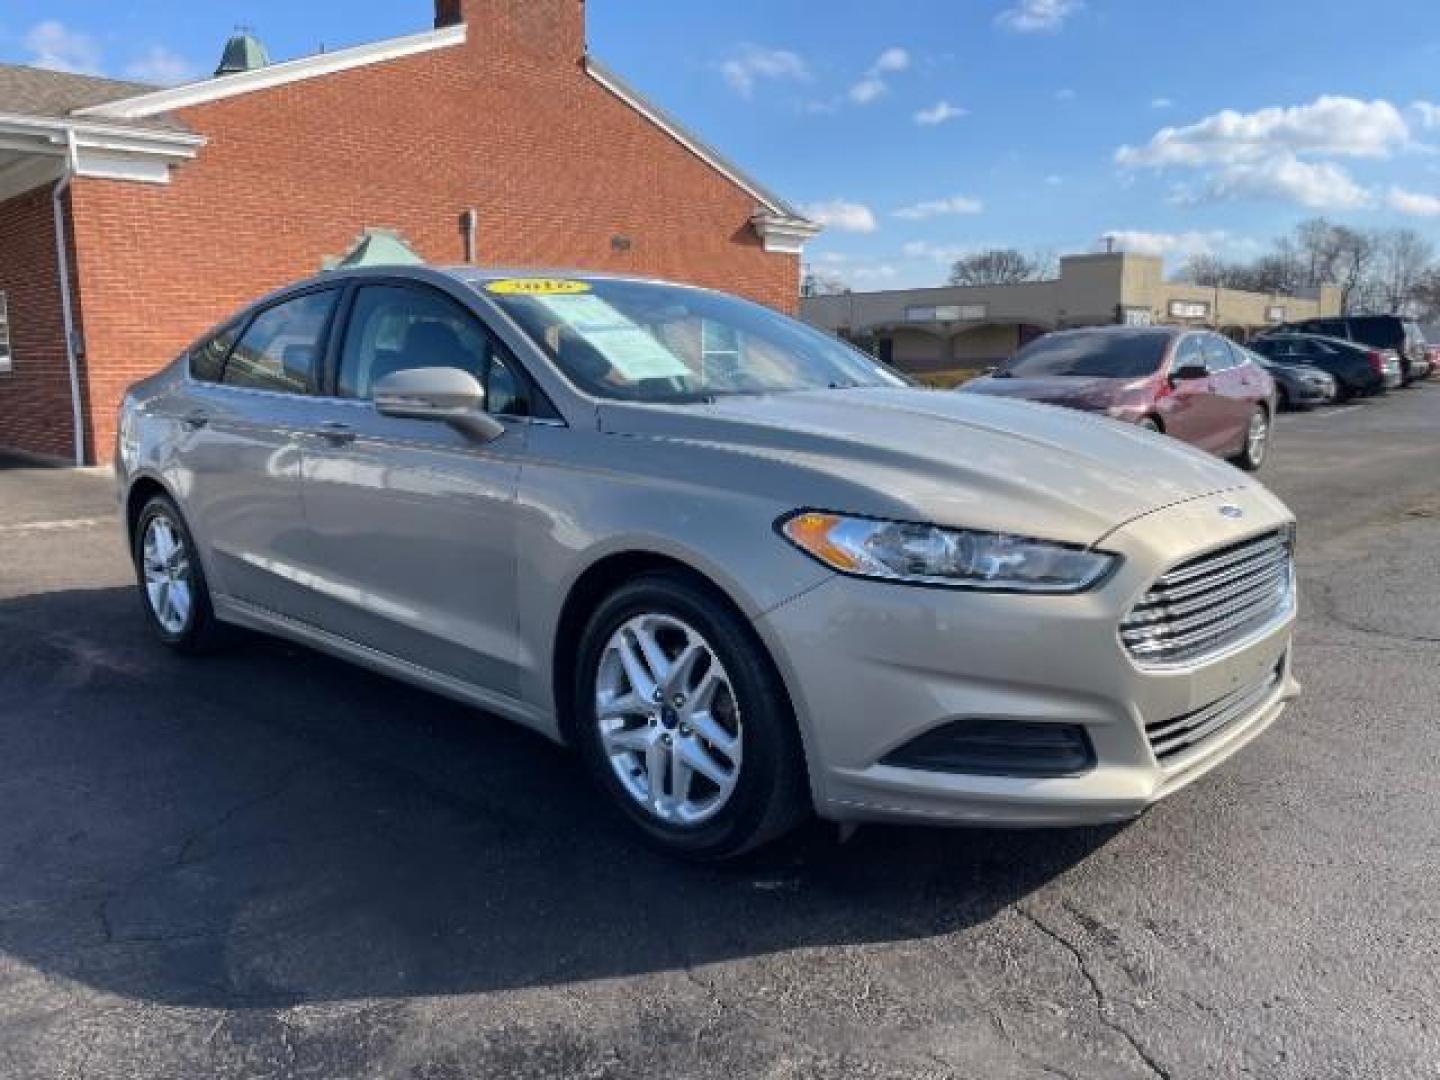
1016,904 -> 1173,1080
173,755 -> 326,867
989,1013 -> 1081,1080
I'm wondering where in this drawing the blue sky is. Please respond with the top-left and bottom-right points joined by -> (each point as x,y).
5,1 -> 1440,288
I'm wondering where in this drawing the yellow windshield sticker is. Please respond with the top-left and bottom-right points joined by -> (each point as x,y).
485,278 -> 592,296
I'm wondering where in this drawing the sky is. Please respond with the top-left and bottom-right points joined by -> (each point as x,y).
5,1 -> 1440,289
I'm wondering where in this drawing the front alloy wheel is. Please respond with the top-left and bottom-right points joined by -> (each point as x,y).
575,573 -> 809,860
596,614 -> 743,826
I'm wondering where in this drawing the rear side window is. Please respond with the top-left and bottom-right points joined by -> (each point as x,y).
223,290 -> 338,395
190,323 -> 240,383
1313,319 -> 1348,338
1347,317 -> 1400,347
1202,335 -> 1237,370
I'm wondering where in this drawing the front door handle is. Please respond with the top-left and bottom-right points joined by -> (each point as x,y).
314,421 -> 357,446
180,410 -> 209,431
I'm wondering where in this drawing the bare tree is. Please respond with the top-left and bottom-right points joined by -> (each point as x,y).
1331,226 -> 1377,315
948,248 -> 1041,286
801,269 -> 850,297
1372,229 -> 1434,314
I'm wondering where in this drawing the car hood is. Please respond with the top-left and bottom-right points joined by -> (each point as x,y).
960,374 -> 1145,409
596,387 -> 1251,546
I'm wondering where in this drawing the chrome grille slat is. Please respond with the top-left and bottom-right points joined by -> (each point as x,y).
1155,534 -> 1287,587
1126,561 -> 1289,625
1146,664 -> 1283,762
1132,547 -> 1289,609
1120,529 -> 1294,666
1121,576 -> 1288,646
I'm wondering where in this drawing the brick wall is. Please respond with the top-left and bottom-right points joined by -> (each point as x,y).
0,186 -> 81,463
65,0 -> 801,462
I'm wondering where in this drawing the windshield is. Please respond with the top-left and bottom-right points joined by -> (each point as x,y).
1000,329 -> 1170,378
479,277 -> 905,402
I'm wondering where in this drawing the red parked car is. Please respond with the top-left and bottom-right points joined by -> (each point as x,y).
961,326 -> 1277,470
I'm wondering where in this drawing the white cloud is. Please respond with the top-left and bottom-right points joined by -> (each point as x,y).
997,0 -> 1084,33
1055,88 -> 1077,101
1388,186 -> 1440,216
914,100 -> 968,126
848,47 -> 910,105
1205,158 -> 1373,209
23,20 -> 102,74
719,44 -> 810,99
123,46 -> 199,86
802,199 -> 879,233
1044,174 -> 1064,186
1411,101 -> 1440,130
1101,230 -> 1234,260
893,194 -> 985,220
851,263 -> 900,282
1151,97 -> 1174,110
1117,96 -> 1411,168
902,240 -> 972,264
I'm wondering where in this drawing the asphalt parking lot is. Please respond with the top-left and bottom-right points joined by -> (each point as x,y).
1,386 -> 1437,1080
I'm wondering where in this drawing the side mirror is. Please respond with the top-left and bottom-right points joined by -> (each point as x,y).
373,367 -> 505,443
1170,362 -> 1209,382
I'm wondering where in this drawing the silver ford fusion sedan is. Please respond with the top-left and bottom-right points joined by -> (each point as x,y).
116,267 -> 1300,859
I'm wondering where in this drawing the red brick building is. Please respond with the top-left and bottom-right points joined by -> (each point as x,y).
0,0 -> 818,464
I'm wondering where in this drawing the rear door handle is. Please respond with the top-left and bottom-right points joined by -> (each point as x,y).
314,421 -> 357,446
180,410 -> 209,431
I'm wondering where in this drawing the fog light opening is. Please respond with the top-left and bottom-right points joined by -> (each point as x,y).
880,719 -> 1096,778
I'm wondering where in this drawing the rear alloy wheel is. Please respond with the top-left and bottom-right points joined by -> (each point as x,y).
1231,408 -> 1270,472
574,573 -> 809,860
132,495 -> 223,653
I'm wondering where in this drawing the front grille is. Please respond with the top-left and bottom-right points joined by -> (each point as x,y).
1146,661 -> 1283,764
1121,529 -> 1294,667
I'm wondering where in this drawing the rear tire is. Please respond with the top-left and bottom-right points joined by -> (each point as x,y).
572,572 -> 810,861
1230,407 -> 1270,472
131,494 -> 224,654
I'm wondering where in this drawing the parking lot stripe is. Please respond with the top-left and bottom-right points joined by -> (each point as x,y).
0,517 -> 113,535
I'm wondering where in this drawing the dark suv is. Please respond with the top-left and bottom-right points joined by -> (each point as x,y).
1270,316 -> 1431,384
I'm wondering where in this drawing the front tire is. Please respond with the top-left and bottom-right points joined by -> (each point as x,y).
1230,407 -> 1270,472
131,494 -> 223,653
573,572 -> 810,860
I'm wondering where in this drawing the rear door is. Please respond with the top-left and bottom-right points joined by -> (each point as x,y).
297,279 -> 534,697
1157,334 -> 1220,449
176,287 -> 340,615
1202,334 -> 1255,453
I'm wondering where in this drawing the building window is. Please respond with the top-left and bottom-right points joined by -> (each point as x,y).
0,292 -> 11,374
1168,299 -> 1211,320
906,303 -> 987,323
1266,305 -> 1286,323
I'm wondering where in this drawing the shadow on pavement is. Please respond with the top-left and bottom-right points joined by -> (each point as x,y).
0,585 -> 1120,1009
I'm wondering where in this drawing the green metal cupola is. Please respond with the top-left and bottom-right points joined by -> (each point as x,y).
215,29 -> 270,77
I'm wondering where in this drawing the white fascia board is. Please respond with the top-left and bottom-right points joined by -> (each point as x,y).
75,24 -> 467,120
75,151 -> 173,185
751,212 -> 824,255
0,114 -> 205,156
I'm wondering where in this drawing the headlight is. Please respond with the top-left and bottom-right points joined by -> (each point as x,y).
779,511 -> 1117,593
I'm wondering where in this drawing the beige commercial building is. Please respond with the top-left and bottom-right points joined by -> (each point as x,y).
800,252 -> 1342,378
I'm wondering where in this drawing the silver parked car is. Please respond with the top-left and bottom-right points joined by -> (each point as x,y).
117,268 -> 1300,859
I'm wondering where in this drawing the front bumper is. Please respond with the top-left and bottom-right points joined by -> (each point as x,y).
757,487 -> 1299,827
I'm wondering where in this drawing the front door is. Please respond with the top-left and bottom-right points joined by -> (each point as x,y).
297,281 -> 531,698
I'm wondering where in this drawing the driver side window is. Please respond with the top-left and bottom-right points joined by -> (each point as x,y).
337,284 -> 528,416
